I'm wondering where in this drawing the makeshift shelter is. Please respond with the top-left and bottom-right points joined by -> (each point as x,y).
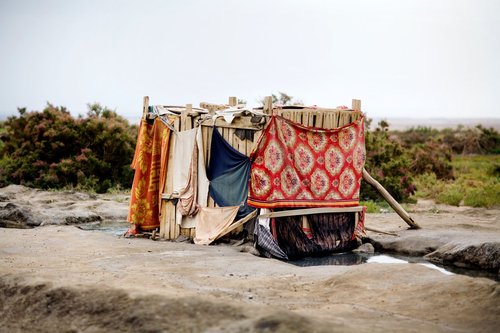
127,96 -> 419,259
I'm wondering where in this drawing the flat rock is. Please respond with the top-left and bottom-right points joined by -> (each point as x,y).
0,202 -> 41,228
352,243 -> 375,254
425,242 -> 500,273
0,185 -> 128,228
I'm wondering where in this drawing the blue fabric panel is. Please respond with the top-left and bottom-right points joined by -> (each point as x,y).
207,127 -> 248,180
208,127 -> 255,218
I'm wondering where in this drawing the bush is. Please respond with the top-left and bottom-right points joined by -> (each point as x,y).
395,125 -> 500,155
436,184 -> 463,206
361,119 -> 416,203
0,103 -> 138,193
463,183 -> 500,208
409,141 -> 454,179
413,155 -> 500,208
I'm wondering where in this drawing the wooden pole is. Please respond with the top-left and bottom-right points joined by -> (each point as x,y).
351,99 -> 361,111
142,96 -> 149,119
365,226 -> 398,236
263,96 -> 273,115
228,96 -> 237,107
362,168 -> 421,229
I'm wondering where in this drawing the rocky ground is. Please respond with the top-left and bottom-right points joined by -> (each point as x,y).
0,185 -> 499,332
0,185 -> 128,228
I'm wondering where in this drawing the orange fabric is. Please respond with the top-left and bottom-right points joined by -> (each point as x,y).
127,118 -> 172,230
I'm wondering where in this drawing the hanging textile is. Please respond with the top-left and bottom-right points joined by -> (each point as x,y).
274,213 -> 358,260
127,117 -> 172,231
207,127 -> 255,218
353,206 -> 367,243
177,136 -> 198,216
172,128 -> 199,217
193,206 -> 239,245
173,127 -> 210,229
248,115 -> 365,208
254,210 -> 288,260
172,128 -> 198,195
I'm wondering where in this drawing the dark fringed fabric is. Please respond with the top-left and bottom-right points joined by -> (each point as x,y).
274,213 -> 357,260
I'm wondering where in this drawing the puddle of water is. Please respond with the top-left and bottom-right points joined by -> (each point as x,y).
367,254 -> 407,264
289,253 -> 368,267
366,255 -> 454,275
77,220 -> 129,236
418,263 -> 454,276
290,253 -> 498,281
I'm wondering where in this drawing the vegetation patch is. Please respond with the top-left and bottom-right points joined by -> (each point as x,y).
0,104 -> 137,193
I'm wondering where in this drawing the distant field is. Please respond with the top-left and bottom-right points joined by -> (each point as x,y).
372,117 -> 500,131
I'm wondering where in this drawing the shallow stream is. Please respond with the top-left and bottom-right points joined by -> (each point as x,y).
290,253 -> 498,281
81,220 -> 499,282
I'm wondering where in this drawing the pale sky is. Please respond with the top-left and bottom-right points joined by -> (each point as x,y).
0,0 -> 499,121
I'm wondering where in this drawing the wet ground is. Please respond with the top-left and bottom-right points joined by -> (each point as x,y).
0,186 -> 498,332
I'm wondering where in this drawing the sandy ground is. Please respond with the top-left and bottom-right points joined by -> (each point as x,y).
0,186 -> 499,332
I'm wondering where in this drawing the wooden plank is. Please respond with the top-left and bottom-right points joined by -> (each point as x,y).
321,113 -> 328,129
173,116 -> 180,132
159,201 -> 168,239
228,96 -> 237,106
351,99 -> 361,111
160,128 -> 177,239
308,111 -> 315,127
142,96 -> 149,120
180,111 -> 187,131
200,116 -> 263,131
302,111 -> 309,127
202,125 -> 210,165
214,210 -> 258,241
180,227 -> 191,238
200,102 -> 227,114
263,96 -> 273,115
185,104 -> 193,130
365,226 -> 398,236
315,111 -> 323,128
341,112 -> 350,126
168,201 -> 174,240
258,206 -> 364,219
173,210 -> 180,239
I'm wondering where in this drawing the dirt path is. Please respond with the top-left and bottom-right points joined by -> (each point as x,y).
0,186 -> 499,332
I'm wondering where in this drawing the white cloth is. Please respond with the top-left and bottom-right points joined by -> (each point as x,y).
172,128 -> 198,195
172,127 -> 210,228
258,208 -> 271,229
193,206 -> 239,245
179,128 -> 209,228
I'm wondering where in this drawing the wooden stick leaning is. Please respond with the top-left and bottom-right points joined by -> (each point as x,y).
362,168 -> 420,229
214,210 -> 258,241
365,226 -> 398,236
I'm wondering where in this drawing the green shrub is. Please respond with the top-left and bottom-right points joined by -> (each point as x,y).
463,184 -> 500,208
436,184 -> 464,206
361,119 -> 416,203
394,124 -> 500,155
0,103 -> 137,193
414,155 -> 500,208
